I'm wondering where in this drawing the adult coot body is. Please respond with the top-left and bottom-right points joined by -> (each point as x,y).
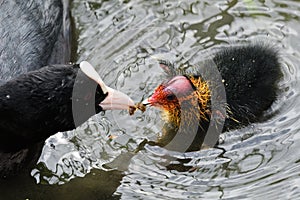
0,0 -> 133,177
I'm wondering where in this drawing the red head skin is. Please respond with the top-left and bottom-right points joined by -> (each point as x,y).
143,75 -> 211,129
144,75 -> 204,130
147,76 -> 194,109
144,75 -> 211,151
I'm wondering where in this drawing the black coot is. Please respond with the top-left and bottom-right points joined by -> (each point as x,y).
0,0 -> 133,177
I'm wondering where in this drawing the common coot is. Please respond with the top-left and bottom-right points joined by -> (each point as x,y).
0,0 -> 134,177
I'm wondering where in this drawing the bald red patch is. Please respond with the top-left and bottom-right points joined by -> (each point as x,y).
148,76 -> 194,108
165,76 -> 194,96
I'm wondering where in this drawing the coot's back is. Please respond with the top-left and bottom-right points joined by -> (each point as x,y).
0,0 -> 71,82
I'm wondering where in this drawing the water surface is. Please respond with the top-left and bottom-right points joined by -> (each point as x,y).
2,0 -> 300,199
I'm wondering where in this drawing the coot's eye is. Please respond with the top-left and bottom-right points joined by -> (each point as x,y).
166,93 -> 176,101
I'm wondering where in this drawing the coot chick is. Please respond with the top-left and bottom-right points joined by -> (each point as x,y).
143,44 -> 282,152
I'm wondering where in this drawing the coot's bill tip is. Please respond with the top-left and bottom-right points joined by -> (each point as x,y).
100,86 -> 135,110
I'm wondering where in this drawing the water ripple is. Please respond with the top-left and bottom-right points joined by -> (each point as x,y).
32,0 -> 300,199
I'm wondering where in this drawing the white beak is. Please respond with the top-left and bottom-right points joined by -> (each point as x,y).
80,61 -> 134,110
100,86 -> 134,110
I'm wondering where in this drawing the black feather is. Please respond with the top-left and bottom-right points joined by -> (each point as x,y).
213,44 -> 282,129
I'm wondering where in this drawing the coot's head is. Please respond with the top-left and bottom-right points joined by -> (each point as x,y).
142,75 -> 211,126
78,61 -> 134,112
0,61 -> 135,153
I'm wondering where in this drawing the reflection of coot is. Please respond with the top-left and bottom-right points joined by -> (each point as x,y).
143,45 -> 282,151
0,0 -> 133,177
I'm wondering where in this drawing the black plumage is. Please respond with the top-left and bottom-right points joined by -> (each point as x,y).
0,0 -> 133,177
144,44 -> 282,152
0,0 -> 71,177
214,45 -> 282,130
0,65 -> 107,153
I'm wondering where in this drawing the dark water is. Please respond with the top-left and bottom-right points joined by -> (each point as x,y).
2,0 -> 300,199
